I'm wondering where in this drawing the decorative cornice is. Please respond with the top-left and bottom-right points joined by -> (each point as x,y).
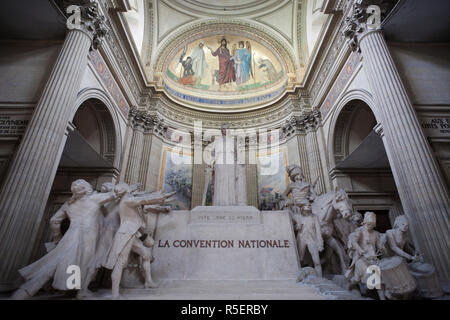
155,94 -> 302,131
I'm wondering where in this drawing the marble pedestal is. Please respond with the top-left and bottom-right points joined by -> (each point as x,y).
151,206 -> 299,281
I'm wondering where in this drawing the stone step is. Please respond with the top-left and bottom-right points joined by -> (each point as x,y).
5,279 -> 365,300
85,279 -> 363,300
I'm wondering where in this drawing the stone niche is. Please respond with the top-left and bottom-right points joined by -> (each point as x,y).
152,206 -> 299,281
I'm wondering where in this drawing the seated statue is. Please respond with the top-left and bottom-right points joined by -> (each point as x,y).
11,179 -> 116,300
384,215 -> 443,299
345,212 -> 386,299
385,216 -> 418,262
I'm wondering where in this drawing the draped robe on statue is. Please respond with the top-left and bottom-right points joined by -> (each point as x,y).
212,133 -> 247,206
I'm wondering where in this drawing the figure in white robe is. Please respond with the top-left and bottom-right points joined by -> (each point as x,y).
212,124 -> 247,206
11,179 -> 115,300
190,42 -> 208,85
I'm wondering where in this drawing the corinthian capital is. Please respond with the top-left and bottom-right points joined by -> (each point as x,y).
57,0 -> 108,50
342,3 -> 371,52
128,107 -> 146,130
342,1 -> 397,52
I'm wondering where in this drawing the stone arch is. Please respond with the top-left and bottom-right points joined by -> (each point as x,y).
327,89 -> 379,170
73,88 -> 123,169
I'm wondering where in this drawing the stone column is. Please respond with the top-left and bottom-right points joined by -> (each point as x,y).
0,1 -> 107,289
191,163 -> 206,208
296,133 -> 311,183
314,111 -> 332,193
138,113 -> 156,189
246,164 -> 258,208
123,109 -> 145,185
303,114 -> 327,195
345,3 -> 450,282
118,122 -> 134,182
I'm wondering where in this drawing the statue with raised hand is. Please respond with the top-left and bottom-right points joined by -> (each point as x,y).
104,183 -> 175,299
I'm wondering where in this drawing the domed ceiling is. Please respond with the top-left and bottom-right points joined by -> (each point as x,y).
126,0 -> 329,112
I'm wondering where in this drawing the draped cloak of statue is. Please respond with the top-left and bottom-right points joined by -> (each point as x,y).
212,126 -> 247,206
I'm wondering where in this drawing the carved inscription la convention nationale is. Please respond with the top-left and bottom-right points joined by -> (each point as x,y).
158,239 -> 291,249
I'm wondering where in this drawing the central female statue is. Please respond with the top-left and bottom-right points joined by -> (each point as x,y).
212,124 -> 247,206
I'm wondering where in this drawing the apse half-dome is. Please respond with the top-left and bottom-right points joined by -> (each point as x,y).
161,34 -> 291,112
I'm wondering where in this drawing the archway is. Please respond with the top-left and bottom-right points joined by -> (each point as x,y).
31,98 -> 121,263
329,98 -> 404,233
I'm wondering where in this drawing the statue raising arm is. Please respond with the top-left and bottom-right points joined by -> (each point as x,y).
126,191 -> 176,208
49,203 -> 69,243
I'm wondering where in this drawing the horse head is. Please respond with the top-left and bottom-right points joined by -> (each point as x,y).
332,188 -> 353,220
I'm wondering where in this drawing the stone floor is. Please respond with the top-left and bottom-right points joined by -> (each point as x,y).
1,278 -> 365,300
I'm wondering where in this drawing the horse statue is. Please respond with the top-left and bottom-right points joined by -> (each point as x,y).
311,188 -> 355,274
281,165 -> 357,275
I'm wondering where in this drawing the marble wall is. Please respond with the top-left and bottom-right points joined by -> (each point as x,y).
0,41 -> 62,184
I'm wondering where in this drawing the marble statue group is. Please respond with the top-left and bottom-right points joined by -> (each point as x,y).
11,179 -> 175,300
282,164 -> 443,300
8,160 -> 443,300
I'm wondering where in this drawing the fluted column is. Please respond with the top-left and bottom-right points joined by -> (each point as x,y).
315,113 -> 331,193
123,109 -> 145,185
296,133 -> 311,183
345,3 -> 450,281
0,1 -> 107,288
246,164 -> 258,208
303,115 -> 326,195
191,163 -> 206,208
138,113 -> 156,189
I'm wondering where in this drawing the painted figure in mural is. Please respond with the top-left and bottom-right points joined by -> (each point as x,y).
231,41 -> 252,85
282,165 -> 317,213
208,38 -> 236,86
292,204 -> 324,277
11,180 -> 116,300
246,41 -> 254,80
165,169 -> 192,208
104,183 -> 175,299
190,42 -> 208,85
258,57 -> 278,82
179,46 -> 195,86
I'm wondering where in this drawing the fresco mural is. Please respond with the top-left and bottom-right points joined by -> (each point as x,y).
166,35 -> 284,93
158,147 -> 193,210
257,148 -> 289,211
